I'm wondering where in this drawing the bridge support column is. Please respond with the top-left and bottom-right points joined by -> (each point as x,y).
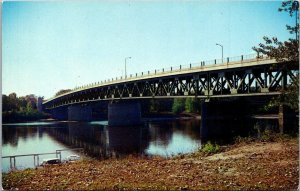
108,102 -> 142,126
68,105 -> 92,121
51,107 -> 68,121
278,104 -> 297,134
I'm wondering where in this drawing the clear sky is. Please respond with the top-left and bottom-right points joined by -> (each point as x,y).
3,1 -> 295,99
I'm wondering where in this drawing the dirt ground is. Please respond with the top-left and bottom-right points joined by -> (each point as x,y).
3,138 -> 299,190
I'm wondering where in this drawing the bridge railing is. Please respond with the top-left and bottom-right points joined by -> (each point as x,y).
2,148 -> 84,171
73,53 -> 265,91
46,53 -> 273,102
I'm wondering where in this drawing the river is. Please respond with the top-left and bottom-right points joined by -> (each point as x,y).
3,115 -> 291,173
2,118 -> 202,172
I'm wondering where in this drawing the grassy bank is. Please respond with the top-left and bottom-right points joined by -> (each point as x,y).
3,137 -> 298,190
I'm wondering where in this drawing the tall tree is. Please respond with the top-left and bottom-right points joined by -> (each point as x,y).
253,1 -> 299,63
253,0 -> 299,111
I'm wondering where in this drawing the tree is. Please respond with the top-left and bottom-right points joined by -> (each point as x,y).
18,96 -> 28,110
25,94 -> 37,110
26,101 -> 34,113
2,93 -> 18,112
253,1 -> 299,63
8,93 -> 17,100
253,0 -> 299,111
172,98 -> 185,114
185,98 -> 201,113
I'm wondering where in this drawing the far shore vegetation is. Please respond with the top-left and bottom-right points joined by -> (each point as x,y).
2,93 -> 50,123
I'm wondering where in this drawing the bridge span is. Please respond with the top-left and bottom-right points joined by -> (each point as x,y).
42,53 -> 298,130
44,53 -> 297,108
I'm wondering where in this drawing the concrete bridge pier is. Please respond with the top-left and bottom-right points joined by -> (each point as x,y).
278,105 -> 297,134
108,102 -> 142,126
51,106 -> 68,121
68,105 -> 92,121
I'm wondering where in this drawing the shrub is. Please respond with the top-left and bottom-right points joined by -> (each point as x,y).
201,141 -> 220,154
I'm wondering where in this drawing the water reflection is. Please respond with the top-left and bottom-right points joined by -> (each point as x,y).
45,123 -> 151,158
146,120 -> 201,156
2,126 -> 39,147
2,119 -> 203,171
2,116 -> 292,172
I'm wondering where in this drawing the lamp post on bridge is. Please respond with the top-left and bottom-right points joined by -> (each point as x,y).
125,57 -> 131,79
216,43 -> 223,63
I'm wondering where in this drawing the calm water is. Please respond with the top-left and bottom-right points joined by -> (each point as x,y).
2,119 -> 201,172
3,116 -> 291,172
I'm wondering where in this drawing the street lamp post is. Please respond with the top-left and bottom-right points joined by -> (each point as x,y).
295,1 -> 299,41
216,43 -> 223,63
125,57 -> 131,79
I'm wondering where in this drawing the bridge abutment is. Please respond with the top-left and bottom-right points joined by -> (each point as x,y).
108,102 -> 142,126
68,105 -> 92,121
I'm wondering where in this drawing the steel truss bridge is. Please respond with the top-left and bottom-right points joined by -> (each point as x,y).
43,53 -> 298,109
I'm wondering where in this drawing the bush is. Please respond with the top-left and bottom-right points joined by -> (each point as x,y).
200,141 -> 220,154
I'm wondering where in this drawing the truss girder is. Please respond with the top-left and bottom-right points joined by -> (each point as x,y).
44,64 -> 298,109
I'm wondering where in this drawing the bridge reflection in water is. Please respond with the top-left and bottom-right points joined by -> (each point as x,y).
43,120 -> 202,159
45,123 -> 149,158
3,117 -> 295,171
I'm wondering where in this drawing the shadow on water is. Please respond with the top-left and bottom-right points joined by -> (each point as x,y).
201,115 -> 298,145
44,120 -> 202,158
45,123 -> 151,158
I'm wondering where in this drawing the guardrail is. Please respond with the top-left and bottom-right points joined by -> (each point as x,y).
2,148 -> 84,170
44,53 -> 272,103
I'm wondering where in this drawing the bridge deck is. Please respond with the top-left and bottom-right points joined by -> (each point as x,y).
44,55 -> 277,104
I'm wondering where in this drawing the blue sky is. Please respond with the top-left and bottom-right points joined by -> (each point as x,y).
3,1 -> 295,99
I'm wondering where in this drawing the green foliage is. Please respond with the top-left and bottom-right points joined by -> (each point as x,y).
263,75 -> 299,111
26,102 -> 34,113
2,95 -> 17,112
141,99 -> 173,113
172,98 -> 185,114
2,92 -> 48,123
185,98 -> 201,113
253,0 -> 299,111
200,141 -> 220,154
253,1 -> 299,62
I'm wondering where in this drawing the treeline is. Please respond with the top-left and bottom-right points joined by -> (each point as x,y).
3,93 -> 50,123
141,98 -> 201,114
172,98 -> 201,114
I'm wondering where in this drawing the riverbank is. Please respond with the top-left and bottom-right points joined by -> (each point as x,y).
2,110 -> 50,123
3,136 -> 298,190
143,112 -> 201,122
